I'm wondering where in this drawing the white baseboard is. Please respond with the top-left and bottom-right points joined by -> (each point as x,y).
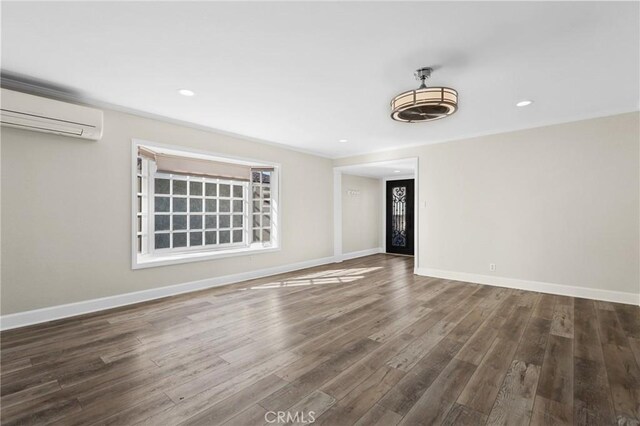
339,247 -> 384,262
415,267 -> 639,306
0,255 -> 342,331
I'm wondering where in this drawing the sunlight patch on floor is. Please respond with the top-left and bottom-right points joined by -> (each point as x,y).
244,267 -> 383,290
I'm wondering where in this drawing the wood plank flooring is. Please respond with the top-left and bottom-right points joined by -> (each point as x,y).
1,254 -> 639,425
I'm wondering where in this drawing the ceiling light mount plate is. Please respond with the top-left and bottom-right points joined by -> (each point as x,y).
414,67 -> 433,88
391,67 -> 458,123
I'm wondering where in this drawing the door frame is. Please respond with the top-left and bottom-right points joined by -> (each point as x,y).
333,157 -> 419,271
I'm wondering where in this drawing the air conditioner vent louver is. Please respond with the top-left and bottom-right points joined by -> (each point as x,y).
0,88 -> 103,140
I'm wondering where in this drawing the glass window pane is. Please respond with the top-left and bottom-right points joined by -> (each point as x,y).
149,172 -> 274,250
155,178 -> 170,194
205,199 -> 217,212
190,215 -> 203,230
137,235 -> 142,252
137,216 -> 142,233
155,233 -> 170,249
173,215 -> 187,230
190,198 -> 203,212
173,197 -> 187,212
205,231 -> 217,245
138,196 -> 142,212
155,197 -> 170,212
137,157 -> 142,174
173,180 -> 187,195
190,181 -> 203,196
205,182 -> 217,197
190,232 -> 203,246
137,176 -> 142,193
155,215 -> 170,231
173,232 -> 187,248
205,215 -> 217,229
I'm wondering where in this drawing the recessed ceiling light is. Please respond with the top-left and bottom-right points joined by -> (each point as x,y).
393,170 -> 401,173
516,100 -> 533,107
178,89 -> 195,97
339,139 -> 348,143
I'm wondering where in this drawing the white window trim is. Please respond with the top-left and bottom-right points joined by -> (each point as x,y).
131,138 -> 281,270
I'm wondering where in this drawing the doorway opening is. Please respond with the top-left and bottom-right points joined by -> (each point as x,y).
333,158 -> 418,266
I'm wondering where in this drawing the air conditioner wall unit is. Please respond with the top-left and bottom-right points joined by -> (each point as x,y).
0,88 -> 103,141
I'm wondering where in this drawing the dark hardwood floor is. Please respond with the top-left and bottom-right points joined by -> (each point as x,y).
1,254 -> 639,425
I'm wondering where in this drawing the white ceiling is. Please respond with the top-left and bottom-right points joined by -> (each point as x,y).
340,159 -> 416,179
2,2 -> 638,158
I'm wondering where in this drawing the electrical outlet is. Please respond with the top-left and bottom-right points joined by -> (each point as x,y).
489,263 -> 496,272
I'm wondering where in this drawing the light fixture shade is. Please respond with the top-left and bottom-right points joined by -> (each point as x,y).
390,67 -> 458,123
391,87 -> 458,122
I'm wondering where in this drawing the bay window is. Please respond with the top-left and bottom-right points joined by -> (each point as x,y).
133,140 -> 279,269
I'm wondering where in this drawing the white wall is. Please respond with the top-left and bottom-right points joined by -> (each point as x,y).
1,109 -> 334,314
335,113 -> 640,303
341,173 -> 381,254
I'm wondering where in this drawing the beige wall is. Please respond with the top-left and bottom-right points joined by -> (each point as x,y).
341,174 -> 381,254
335,113 -> 640,298
1,109 -> 334,314
2,108 -> 638,314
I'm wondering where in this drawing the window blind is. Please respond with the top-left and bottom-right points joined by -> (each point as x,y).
138,147 -> 252,181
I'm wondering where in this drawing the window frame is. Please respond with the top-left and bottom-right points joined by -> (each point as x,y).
131,139 -> 281,270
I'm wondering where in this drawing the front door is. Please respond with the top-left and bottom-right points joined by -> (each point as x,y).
386,179 -> 414,255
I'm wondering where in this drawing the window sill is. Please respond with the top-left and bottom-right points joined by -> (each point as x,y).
133,244 -> 280,270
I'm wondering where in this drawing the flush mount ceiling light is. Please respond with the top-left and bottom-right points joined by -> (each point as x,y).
390,67 -> 458,123
516,100 -> 533,107
178,89 -> 195,97
339,139 -> 348,143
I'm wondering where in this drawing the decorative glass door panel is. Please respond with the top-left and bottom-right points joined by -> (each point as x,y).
386,179 -> 414,255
